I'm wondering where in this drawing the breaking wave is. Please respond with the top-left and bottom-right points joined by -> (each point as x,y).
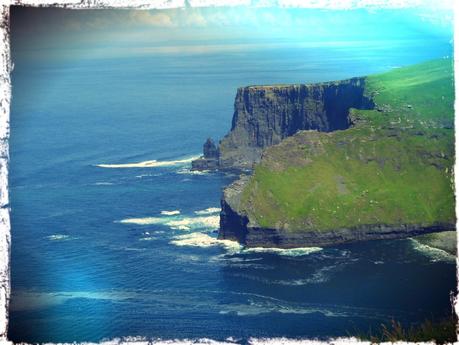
218,299 -> 348,318
161,210 -> 181,216
118,214 -> 220,231
276,265 -> 338,285
176,168 -> 209,175
409,238 -> 455,263
46,234 -> 75,241
170,232 -> 322,258
217,292 -> 396,321
194,207 -> 221,215
135,174 -> 152,178
96,155 -> 200,169
139,237 -> 156,241
231,263 -> 340,286
248,337 -> 359,344
170,232 -> 242,253
242,246 -> 322,257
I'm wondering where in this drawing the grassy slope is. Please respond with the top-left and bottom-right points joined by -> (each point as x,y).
239,59 -> 455,232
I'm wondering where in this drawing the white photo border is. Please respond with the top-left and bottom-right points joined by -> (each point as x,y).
0,1 -> 457,344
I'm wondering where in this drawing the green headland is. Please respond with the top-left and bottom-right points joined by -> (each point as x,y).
218,58 -> 455,246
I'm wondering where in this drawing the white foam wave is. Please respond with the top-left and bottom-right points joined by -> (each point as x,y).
153,339 -> 237,345
122,247 -> 146,252
145,338 -> 237,345
161,210 -> 181,216
176,168 -> 209,175
277,265 -> 339,285
222,262 -> 273,270
219,299 -> 348,318
230,265 -> 335,286
242,246 -> 322,257
135,174 -> 152,178
119,217 -> 164,225
194,207 -> 221,215
169,216 -> 220,231
93,182 -> 114,186
224,257 -> 263,263
170,232 -> 242,253
409,238 -> 455,262
46,234 -> 74,241
248,337 -> 360,345
118,214 -> 220,231
170,232 -> 322,258
96,155 -> 200,169
139,237 -> 156,241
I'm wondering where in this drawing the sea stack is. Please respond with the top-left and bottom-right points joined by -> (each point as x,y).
191,138 -> 220,170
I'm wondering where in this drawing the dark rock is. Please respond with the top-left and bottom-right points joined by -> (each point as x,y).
218,78 -> 374,170
223,221 -> 456,248
218,175 -> 251,243
191,137 -> 220,171
203,138 -> 219,159
193,78 -> 374,171
191,157 -> 218,170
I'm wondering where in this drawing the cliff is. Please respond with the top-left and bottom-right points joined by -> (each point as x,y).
219,58 -> 456,248
218,78 -> 374,170
192,77 -> 374,171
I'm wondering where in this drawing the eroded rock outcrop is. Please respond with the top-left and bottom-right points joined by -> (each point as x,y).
191,138 -> 219,170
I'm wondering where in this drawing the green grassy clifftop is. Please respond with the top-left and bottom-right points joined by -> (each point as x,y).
219,59 -> 455,246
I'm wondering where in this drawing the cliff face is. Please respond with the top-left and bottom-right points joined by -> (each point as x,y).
218,59 -> 455,248
218,77 -> 374,170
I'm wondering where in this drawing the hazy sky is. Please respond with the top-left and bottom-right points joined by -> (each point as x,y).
10,3 -> 454,61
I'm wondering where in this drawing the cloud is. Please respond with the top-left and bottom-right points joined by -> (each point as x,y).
12,3 -> 455,36
181,10 -> 208,26
128,10 -> 175,27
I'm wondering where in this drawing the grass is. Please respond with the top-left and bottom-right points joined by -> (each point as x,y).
353,316 -> 457,344
238,58 -> 455,232
365,58 -> 454,124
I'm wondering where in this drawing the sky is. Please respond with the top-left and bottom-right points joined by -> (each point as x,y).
10,3 -> 454,62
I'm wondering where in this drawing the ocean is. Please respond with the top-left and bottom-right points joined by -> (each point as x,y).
8,39 -> 456,343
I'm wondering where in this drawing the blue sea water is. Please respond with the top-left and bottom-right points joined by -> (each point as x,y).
8,39 -> 456,343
